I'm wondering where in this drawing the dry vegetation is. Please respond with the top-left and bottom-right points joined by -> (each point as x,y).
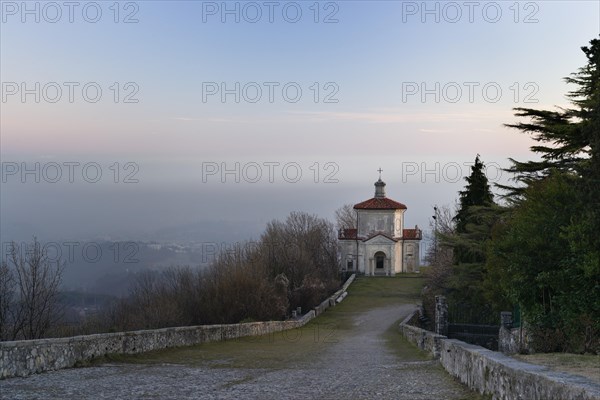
100,211 -> 343,332
512,353 -> 600,384
1,212 -> 343,339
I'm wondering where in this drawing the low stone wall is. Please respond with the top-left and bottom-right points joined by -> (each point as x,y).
399,311 -> 600,400
498,325 -> 533,355
340,273 -> 355,292
0,312 -> 314,379
314,273 -> 355,316
314,297 -> 333,316
1,273 -> 356,380
398,312 -> 445,358
440,339 -> 600,400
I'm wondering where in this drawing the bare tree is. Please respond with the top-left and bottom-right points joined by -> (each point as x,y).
7,239 -> 64,340
0,261 -> 15,340
421,205 -> 456,329
261,211 -> 340,312
335,204 -> 356,230
425,204 -> 456,267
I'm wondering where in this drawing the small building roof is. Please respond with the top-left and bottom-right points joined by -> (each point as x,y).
353,197 -> 407,210
403,228 -> 422,240
353,175 -> 407,210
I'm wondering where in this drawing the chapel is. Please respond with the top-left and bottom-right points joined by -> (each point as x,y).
338,172 -> 422,275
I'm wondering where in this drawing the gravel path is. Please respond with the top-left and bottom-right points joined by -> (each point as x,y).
1,305 -> 479,399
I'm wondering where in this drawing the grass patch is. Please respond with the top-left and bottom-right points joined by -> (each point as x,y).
96,326 -> 331,370
513,353 -> 600,383
382,317 -> 431,361
346,275 -> 424,303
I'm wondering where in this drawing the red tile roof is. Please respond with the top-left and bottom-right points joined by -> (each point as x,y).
354,197 -> 407,210
403,228 -> 422,240
338,228 -> 357,239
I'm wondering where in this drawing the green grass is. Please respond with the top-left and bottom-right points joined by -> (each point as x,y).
342,275 -> 424,306
383,317 -> 431,361
96,275 -> 426,369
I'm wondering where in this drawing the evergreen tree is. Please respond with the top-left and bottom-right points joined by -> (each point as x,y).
502,37 -> 600,198
490,37 -> 600,352
487,170 -> 599,352
431,156 -> 502,318
454,155 -> 494,233
501,38 -> 600,308
450,155 -> 496,264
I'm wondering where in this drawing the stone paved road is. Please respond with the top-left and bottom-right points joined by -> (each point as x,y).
0,304 -> 481,400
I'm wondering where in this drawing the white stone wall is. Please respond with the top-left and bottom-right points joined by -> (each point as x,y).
394,209 -> 405,237
339,241 -> 358,272
403,240 -> 420,272
357,209 -> 398,237
394,241 -> 404,273
341,238 -> 422,274
362,240 -> 395,276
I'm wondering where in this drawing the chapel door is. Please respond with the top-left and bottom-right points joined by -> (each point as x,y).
375,252 -> 385,270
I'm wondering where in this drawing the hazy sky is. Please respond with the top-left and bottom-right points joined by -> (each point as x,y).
1,1 -> 599,244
